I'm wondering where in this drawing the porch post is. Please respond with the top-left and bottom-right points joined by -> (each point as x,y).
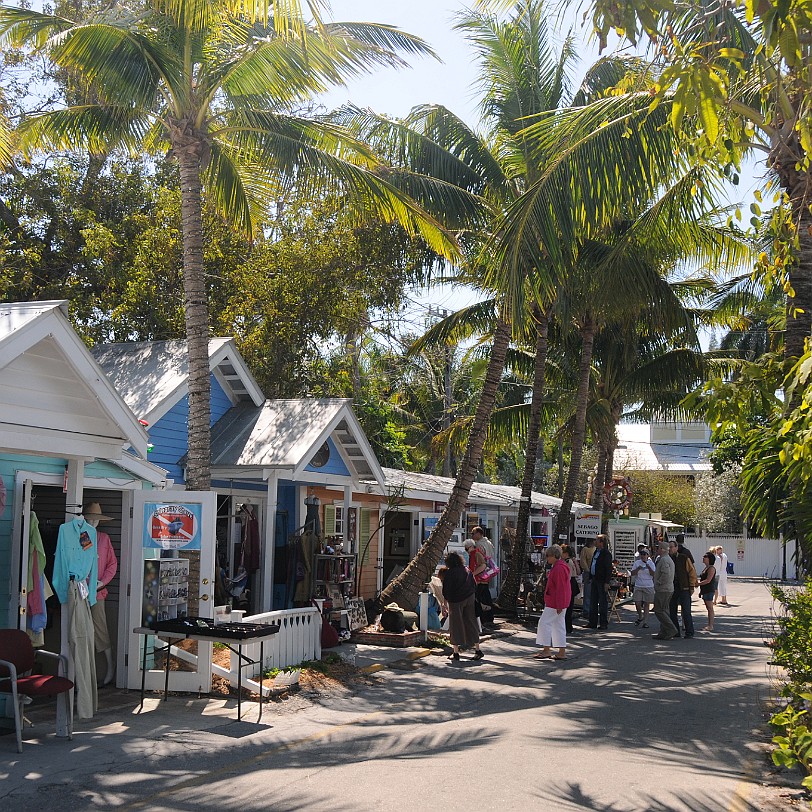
59,457 -> 85,736
262,471 -> 279,611
343,484 -> 352,553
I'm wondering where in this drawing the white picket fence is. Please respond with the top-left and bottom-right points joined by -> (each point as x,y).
209,606 -> 322,696
683,535 -> 791,579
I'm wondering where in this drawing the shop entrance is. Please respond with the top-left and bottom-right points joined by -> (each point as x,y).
126,490 -> 216,692
13,481 -> 125,687
382,511 -> 413,585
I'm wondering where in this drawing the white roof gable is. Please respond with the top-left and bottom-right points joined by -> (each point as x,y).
209,399 -> 386,487
0,301 -> 150,459
92,337 -> 264,424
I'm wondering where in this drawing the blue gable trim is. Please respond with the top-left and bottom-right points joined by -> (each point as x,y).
304,436 -> 350,477
147,374 -> 233,484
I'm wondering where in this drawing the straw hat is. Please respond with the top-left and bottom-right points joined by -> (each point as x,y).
83,502 -> 112,522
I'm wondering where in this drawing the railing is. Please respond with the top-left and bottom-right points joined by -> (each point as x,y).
210,607 -> 322,695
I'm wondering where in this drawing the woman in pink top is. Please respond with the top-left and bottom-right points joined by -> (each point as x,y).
534,545 -> 571,660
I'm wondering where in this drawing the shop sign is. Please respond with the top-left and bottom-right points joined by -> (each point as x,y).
612,527 -> 640,568
574,509 -> 602,537
143,502 -> 202,550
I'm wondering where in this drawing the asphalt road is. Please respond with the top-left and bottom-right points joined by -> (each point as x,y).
0,579 -> 792,811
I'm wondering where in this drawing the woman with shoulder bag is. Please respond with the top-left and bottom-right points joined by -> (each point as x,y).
441,552 -> 483,661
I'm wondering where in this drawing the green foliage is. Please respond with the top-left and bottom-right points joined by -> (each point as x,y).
616,468 -> 697,529
768,582 -> 812,793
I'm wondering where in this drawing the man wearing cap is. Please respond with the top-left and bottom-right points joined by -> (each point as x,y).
84,502 -> 118,686
464,537 -> 493,625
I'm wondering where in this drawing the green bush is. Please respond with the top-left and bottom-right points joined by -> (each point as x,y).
769,583 -> 812,800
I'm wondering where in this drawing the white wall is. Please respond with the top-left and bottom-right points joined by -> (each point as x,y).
683,535 -> 790,579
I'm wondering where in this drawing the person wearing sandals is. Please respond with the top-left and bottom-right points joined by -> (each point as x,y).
441,551 -> 483,661
535,545 -> 570,660
698,551 -> 718,632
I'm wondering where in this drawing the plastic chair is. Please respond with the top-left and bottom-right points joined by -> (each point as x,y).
0,629 -> 74,752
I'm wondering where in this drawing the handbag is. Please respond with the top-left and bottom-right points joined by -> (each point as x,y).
726,561 -> 734,575
481,556 -> 500,581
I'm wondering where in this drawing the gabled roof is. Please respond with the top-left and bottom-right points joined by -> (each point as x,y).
375,468 -> 590,514
0,301 -> 150,459
613,423 -> 712,473
207,399 -> 386,487
92,337 -> 264,424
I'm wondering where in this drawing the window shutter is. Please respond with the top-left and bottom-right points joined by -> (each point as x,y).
360,508 -> 371,564
324,504 -> 336,536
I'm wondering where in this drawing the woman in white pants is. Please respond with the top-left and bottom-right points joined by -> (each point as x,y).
714,546 -> 729,605
534,545 -> 571,660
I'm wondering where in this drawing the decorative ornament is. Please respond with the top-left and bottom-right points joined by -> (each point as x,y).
603,476 -> 632,511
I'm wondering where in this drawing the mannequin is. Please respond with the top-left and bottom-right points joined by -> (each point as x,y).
52,511 -> 98,719
84,502 -> 117,686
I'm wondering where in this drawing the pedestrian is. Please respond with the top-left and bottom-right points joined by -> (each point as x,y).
534,544 -> 570,660
714,545 -> 729,605
668,536 -> 696,639
630,547 -> 655,628
587,535 -> 612,630
698,551 -> 718,632
441,552 -> 483,661
472,526 -> 495,559
562,544 -> 580,634
464,537 -> 494,626
579,537 -> 596,618
652,541 -> 678,640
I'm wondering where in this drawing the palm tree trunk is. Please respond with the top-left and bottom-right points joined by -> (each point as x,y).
555,316 -> 595,538
374,316 -> 512,612
175,134 -> 212,490
497,307 -> 549,611
592,446 -> 607,509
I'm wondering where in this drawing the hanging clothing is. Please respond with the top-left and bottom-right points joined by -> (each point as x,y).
95,530 -> 117,601
240,506 -> 261,574
69,579 -> 97,719
26,512 -> 54,646
52,518 -> 99,607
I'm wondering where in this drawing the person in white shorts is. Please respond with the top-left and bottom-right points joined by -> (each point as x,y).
630,548 -> 656,628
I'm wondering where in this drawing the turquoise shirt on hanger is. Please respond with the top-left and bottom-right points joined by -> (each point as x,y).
52,517 -> 99,606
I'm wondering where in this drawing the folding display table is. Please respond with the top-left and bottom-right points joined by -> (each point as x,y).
134,617 -> 280,721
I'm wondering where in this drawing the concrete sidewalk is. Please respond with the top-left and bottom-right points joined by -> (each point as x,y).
0,579 -> 796,811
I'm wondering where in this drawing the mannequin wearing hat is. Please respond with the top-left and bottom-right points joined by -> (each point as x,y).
84,502 -> 118,686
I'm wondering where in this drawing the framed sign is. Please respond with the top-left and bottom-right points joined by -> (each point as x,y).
143,502 -> 203,550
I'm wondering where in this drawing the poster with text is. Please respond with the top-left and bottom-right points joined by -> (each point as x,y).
143,502 -> 202,550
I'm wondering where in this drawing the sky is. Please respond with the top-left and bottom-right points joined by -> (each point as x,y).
320,1 -> 606,323
317,2 -> 763,337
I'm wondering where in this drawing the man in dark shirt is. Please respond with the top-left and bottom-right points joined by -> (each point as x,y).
588,534 -> 613,629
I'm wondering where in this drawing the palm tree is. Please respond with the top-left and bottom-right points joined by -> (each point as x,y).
346,1 -> 581,611
0,0 -> 462,489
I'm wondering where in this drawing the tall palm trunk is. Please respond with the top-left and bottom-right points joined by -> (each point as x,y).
497,307 -> 549,611
173,123 -> 212,490
555,315 -> 595,538
592,446 -> 607,509
374,316 -> 512,612
772,130 -> 812,368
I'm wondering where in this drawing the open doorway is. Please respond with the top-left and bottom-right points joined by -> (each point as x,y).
25,486 -> 123,686
382,511 -> 413,585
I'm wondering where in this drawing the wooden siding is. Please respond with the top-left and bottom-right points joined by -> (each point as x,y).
147,374 -> 232,484
0,336 -> 129,442
304,436 -> 350,477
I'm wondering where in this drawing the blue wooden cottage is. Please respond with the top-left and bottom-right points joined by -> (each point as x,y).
93,339 -> 386,612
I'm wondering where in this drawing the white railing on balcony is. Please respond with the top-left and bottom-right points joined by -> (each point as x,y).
209,606 -> 322,696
